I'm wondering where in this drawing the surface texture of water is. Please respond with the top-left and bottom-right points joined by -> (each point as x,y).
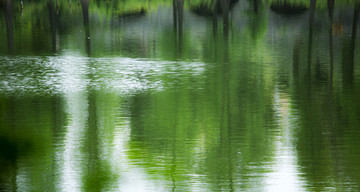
1,0 -> 360,191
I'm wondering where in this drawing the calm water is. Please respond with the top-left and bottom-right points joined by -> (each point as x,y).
1,0 -> 360,191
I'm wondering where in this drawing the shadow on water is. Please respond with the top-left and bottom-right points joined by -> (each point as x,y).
246,0 -> 267,40
0,96 -> 28,192
117,8 -> 146,18
0,95 -> 65,191
0,136 -> 19,192
190,0 -> 238,17
270,1 -> 308,15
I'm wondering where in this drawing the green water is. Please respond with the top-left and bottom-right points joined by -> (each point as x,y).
1,0 -> 360,191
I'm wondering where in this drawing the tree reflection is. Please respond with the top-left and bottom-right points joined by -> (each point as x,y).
342,4 -> 359,87
307,0 -> 316,83
82,90 -> 102,192
48,0 -> 58,53
0,96 -> 17,192
173,0 -> 184,57
288,1 -> 360,191
328,0 -> 334,87
0,1 -> 360,191
1,0 -> 14,53
246,0 -> 266,40
0,95 -> 65,191
80,0 -> 91,55
222,0 -> 230,37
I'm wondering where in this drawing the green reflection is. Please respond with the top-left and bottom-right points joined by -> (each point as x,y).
0,0 -> 360,191
0,95 -> 65,191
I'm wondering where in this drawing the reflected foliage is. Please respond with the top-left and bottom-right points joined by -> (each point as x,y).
1,0 -> 360,191
0,95 -> 65,191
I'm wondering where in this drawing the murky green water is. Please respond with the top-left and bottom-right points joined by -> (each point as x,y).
1,0 -> 360,191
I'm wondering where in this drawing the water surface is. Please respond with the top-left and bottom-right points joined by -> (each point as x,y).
1,0 -> 360,191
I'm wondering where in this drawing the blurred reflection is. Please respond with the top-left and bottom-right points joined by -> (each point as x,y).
48,0 -> 58,53
342,5 -> 359,87
270,0 -> 307,15
82,91 -> 107,191
80,0 -> 91,55
190,0 -> 238,16
0,95 -> 65,191
1,0 -> 14,53
0,135 -> 17,191
222,0 -> 230,36
246,0 -> 266,40
61,90 -> 88,191
265,88 -> 304,191
0,1 -> 360,191
328,0 -> 334,86
173,0 -> 184,57
307,0 -> 316,80
0,96 -> 18,192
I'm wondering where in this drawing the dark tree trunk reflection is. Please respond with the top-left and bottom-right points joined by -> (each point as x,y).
212,0 -> 218,37
222,0 -> 230,63
173,0 -> 184,57
308,0 -> 316,67
1,0 -> 14,53
222,0 -> 230,37
342,5 -> 359,87
328,0 -> 334,87
80,0 -> 91,56
48,0 -> 57,53
306,0 -> 316,92
253,0 -> 258,13
293,39 -> 301,84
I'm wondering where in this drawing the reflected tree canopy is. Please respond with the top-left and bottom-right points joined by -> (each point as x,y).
1,0 -> 360,191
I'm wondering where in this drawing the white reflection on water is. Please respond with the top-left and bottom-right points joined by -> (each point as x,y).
111,118 -> 168,191
4,55 -> 205,191
266,86 -> 304,192
0,55 -> 205,95
53,56 -> 88,191
62,92 -> 88,192
0,55 -> 205,191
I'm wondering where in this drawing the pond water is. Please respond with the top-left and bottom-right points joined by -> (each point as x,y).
1,0 -> 360,191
